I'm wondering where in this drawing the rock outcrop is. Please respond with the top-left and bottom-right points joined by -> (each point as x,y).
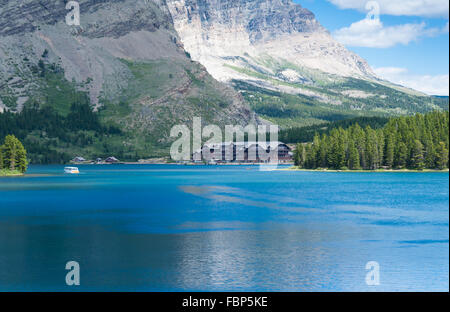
0,0 -> 257,132
166,0 -> 376,82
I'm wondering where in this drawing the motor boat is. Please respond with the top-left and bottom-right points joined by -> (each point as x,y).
64,167 -> 80,174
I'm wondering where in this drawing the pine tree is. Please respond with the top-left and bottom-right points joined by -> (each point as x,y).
376,129 -> 384,168
396,142 -> 408,169
411,139 -> 425,170
294,143 -> 306,168
385,134 -> 395,169
318,134 -> 328,168
435,141 -> 449,170
328,129 -> 346,169
365,126 -> 378,170
424,140 -> 435,169
3,135 -> 18,170
312,133 -> 321,167
348,140 -> 360,170
1,135 -> 28,173
352,124 -> 366,169
305,143 -> 315,169
294,111 -> 447,171
17,144 -> 28,173
0,145 -> 4,170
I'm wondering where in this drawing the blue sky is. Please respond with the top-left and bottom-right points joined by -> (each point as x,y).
294,0 -> 449,95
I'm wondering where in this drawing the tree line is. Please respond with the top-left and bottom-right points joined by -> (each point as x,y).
279,116 -> 389,143
0,102 -> 120,139
0,102 -> 121,164
0,135 -> 28,173
294,111 -> 449,170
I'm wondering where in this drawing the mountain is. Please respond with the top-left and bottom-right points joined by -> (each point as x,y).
167,0 -> 448,127
0,0 -> 447,163
167,0 -> 375,80
0,0 -> 257,161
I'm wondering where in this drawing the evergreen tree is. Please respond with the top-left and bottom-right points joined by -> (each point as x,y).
0,145 -> 4,170
411,139 -> 425,169
312,134 -> 321,167
318,134 -> 328,168
376,129 -> 384,169
365,126 -> 378,170
17,144 -> 28,173
348,140 -> 360,170
296,112 -> 448,171
396,142 -> 408,168
1,135 -> 28,173
352,124 -> 366,169
304,143 -> 315,169
385,134 -> 395,169
435,141 -> 449,170
424,140 -> 436,169
327,128 -> 346,169
294,143 -> 306,167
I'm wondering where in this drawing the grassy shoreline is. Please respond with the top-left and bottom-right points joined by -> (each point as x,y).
0,169 -> 24,176
283,166 -> 449,173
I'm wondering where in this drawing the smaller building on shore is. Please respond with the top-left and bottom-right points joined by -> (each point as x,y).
72,156 -> 86,163
105,156 -> 119,163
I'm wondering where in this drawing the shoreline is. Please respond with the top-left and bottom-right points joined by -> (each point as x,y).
0,170 -> 24,177
19,164 -> 449,173
282,167 -> 449,173
69,162 -> 295,166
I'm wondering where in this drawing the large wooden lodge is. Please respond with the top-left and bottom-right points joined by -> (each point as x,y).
193,141 -> 293,163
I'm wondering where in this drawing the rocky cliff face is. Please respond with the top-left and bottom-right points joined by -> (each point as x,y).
0,0 -> 257,130
0,0 -> 172,37
167,0 -> 375,82
165,0 -> 447,127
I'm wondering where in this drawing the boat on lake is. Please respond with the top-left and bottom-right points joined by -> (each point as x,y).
64,167 -> 80,174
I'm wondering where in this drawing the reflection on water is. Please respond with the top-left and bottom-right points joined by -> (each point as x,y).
0,165 -> 448,291
179,185 -> 281,209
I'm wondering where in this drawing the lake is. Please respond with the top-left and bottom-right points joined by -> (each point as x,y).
0,165 -> 448,291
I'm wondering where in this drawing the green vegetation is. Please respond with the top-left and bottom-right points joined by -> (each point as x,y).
0,134 -> 28,175
227,58 -> 448,128
0,57 -> 249,164
0,58 -> 171,163
234,80 -> 364,128
2,49 -> 448,165
25,58 -> 91,116
280,116 -> 390,143
0,103 -> 122,164
294,111 -> 449,170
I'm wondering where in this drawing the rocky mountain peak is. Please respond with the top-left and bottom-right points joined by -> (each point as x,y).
172,0 -> 322,43
0,0 -> 257,136
167,0 -> 375,81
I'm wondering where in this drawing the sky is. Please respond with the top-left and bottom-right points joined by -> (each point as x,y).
294,0 -> 449,95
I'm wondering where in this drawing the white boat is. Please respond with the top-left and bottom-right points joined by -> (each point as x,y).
64,167 -> 80,174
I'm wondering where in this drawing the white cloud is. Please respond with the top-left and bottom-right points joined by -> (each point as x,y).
333,18 -> 441,48
328,0 -> 449,18
374,67 -> 449,95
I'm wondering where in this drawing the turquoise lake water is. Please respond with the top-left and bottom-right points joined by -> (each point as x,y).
0,165 -> 448,291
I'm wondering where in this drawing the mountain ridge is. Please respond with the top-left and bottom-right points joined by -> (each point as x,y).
0,0 -> 257,161
166,0 -> 447,127
0,0 -> 448,163
167,0 -> 376,81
